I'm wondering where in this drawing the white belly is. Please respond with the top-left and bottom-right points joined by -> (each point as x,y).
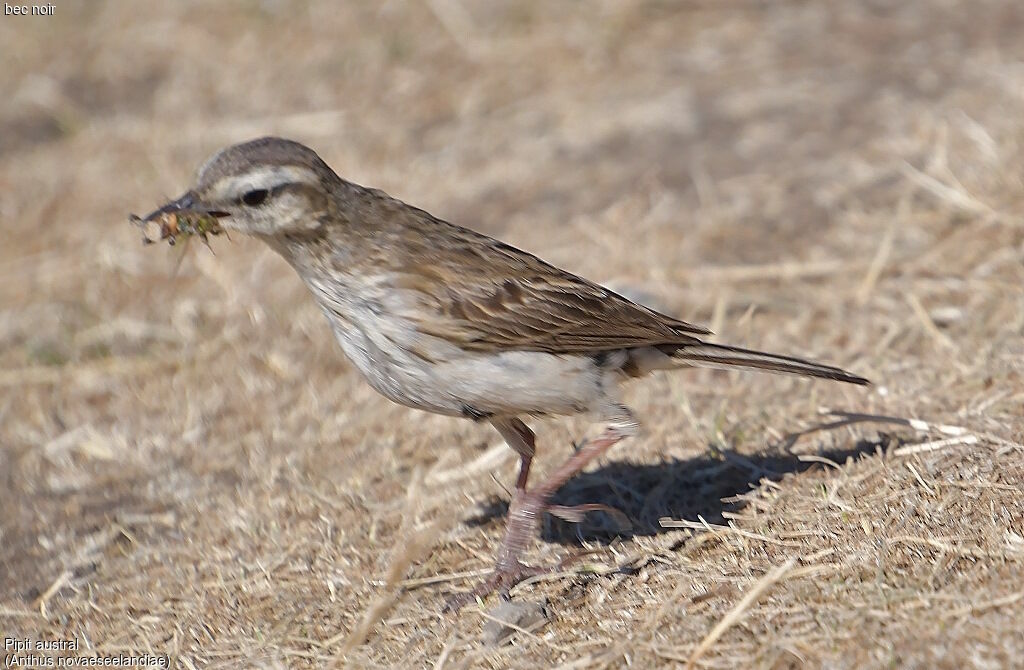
303,272 -> 619,419
336,323 -> 611,418
320,307 -> 609,418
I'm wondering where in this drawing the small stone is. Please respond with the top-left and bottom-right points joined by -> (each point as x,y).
929,306 -> 963,327
480,599 -> 549,646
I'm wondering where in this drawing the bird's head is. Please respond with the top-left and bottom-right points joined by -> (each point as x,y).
139,137 -> 339,240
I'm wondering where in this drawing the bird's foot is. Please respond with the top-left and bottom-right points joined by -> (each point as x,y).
443,501 -> 626,612
443,547 -> 608,613
442,559 -> 545,613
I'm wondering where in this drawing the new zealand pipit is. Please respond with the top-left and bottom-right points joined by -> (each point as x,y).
137,137 -> 868,609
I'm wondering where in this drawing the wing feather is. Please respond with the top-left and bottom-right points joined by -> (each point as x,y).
386,214 -> 710,354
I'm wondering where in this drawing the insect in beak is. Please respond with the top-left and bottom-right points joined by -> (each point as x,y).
129,192 -> 229,247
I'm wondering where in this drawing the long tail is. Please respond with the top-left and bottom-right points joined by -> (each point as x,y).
666,341 -> 870,385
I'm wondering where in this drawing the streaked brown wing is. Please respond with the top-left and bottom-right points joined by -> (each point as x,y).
393,219 -> 710,354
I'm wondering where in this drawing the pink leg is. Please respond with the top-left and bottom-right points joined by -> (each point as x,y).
492,417 -> 535,493
445,415 -> 636,611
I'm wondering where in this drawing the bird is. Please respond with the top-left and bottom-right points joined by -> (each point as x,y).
136,136 -> 869,610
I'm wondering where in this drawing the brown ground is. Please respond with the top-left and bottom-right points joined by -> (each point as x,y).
2,1 -> 1023,668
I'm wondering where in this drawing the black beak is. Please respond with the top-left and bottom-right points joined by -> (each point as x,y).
142,191 -> 229,221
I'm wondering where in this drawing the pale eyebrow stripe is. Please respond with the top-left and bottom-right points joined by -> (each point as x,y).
213,166 -> 320,200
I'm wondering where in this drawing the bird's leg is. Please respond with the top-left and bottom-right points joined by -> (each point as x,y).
510,409 -> 639,538
488,416 -> 535,493
493,427 -> 632,572
530,413 -> 638,502
445,413 -> 637,611
487,417 -> 539,575
513,443 -> 533,493
444,418 -> 538,612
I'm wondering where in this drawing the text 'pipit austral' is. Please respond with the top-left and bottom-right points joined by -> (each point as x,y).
135,137 -> 869,609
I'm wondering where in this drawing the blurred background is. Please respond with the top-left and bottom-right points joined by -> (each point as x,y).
2,1 -> 1023,667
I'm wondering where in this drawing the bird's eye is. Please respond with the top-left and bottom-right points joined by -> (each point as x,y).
241,189 -> 269,206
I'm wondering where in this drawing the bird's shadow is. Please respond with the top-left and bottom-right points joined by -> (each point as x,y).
465,431 -> 897,546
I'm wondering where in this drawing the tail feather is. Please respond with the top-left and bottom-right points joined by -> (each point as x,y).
668,342 -> 870,385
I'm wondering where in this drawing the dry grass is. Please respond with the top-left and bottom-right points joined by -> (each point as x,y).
2,1 -> 1023,667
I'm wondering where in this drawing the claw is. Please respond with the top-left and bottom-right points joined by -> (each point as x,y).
443,561 -> 544,613
546,503 -> 632,530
